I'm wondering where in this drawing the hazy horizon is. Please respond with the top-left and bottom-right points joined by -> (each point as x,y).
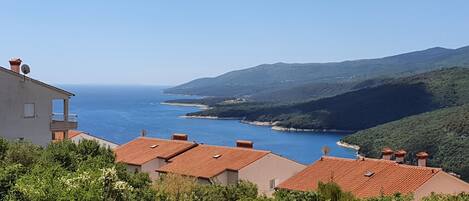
2,1 -> 469,85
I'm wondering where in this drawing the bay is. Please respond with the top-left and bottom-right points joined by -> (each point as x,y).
59,85 -> 357,164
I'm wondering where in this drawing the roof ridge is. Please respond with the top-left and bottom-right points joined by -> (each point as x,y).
0,66 -> 74,96
394,163 -> 442,171
199,143 -> 271,153
138,136 -> 195,144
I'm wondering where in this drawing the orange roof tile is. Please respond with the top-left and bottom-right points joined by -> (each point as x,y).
157,144 -> 270,179
53,130 -> 83,141
114,137 -> 196,165
277,156 -> 441,198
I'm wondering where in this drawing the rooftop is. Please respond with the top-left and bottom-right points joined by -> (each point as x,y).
114,137 -> 196,165
156,144 -> 270,179
277,156 -> 441,198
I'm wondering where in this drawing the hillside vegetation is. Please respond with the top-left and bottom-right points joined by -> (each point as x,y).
342,104 -> 469,182
188,68 -> 469,131
166,46 -> 469,102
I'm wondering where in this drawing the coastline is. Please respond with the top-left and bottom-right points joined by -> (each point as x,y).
240,120 -> 277,127
180,115 -> 241,120
336,141 -> 360,150
163,100 -> 355,134
272,126 -> 352,133
160,102 -> 210,110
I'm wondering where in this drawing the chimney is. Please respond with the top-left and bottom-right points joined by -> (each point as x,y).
381,147 -> 393,160
9,58 -> 22,73
236,140 -> 253,149
172,133 -> 188,141
416,152 -> 429,167
394,150 -> 406,164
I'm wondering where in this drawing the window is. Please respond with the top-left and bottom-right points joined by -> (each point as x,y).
269,178 -> 279,190
24,103 -> 35,118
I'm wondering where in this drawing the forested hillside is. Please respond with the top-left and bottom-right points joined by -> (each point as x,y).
188,67 -> 469,131
342,104 -> 469,182
166,46 -> 469,102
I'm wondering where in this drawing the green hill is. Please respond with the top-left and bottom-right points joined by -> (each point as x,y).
188,67 -> 469,131
341,104 -> 469,181
166,46 -> 469,102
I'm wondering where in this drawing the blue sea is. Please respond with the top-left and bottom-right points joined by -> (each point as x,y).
59,85 -> 356,164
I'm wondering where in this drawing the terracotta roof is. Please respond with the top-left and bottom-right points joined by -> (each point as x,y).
277,156 -> 441,198
114,137 -> 196,165
157,144 -> 270,179
0,66 -> 74,96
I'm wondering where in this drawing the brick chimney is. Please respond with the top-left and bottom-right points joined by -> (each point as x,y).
9,58 -> 22,73
236,140 -> 253,149
381,147 -> 393,160
172,133 -> 188,141
416,152 -> 429,167
394,150 -> 406,164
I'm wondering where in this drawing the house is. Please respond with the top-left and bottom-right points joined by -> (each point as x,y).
0,58 -> 77,146
156,140 -> 306,196
53,130 -> 119,149
114,134 -> 197,180
277,151 -> 469,200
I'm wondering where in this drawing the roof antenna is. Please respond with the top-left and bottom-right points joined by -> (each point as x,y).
321,146 -> 330,156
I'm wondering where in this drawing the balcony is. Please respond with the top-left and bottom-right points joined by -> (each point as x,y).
50,113 -> 78,131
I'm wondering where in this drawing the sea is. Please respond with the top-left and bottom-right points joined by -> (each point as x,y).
58,85 -> 357,165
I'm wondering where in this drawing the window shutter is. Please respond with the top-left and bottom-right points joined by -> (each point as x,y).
24,103 -> 35,118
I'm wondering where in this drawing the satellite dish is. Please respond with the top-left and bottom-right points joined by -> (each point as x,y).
21,64 -> 30,75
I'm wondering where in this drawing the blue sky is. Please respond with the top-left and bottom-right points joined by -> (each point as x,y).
1,1 -> 469,85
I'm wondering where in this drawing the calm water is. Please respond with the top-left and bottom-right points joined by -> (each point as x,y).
59,85 -> 356,164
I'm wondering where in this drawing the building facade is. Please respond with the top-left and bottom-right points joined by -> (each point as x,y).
157,141 -> 306,196
0,59 -> 76,146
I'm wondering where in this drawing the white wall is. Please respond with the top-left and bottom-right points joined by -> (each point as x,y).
212,170 -> 238,185
0,70 -> 69,146
123,158 -> 167,181
414,171 -> 469,200
141,158 -> 167,181
238,153 -> 306,196
71,133 -> 119,149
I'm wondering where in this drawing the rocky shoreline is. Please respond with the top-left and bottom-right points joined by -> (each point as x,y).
240,120 -> 278,127
180,115 -> 241,120
336,141 -> 360,150
160,102 -> 210,110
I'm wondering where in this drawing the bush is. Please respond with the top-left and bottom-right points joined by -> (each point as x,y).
422,193 -> 469,201
0,138 -> 156,201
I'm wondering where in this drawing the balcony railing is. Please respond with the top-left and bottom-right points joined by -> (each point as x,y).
51,113 -> 78,122
50,113 -> 78,131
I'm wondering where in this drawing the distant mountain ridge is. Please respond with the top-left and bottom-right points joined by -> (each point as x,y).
166,45 -> 469,101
